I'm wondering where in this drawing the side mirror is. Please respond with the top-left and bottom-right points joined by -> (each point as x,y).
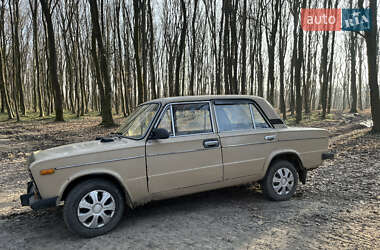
149,128 -> 170,140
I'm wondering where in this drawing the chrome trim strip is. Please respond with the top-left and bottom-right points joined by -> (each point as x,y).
209,101 -> 217,133
211,103 -> 220,133
149,163 -> 223,178
147,147 -> 219,158
127,176 -> 147,182
279,137 -> 328,142
223,136 -> 326,149
171,132 -> 215,138
218,129 -> 275,138
223,157 -> 266,166
170,104 -> 176,137
223,141 -> 270,149
249,104 -> 257,129
54,155 -> 145,170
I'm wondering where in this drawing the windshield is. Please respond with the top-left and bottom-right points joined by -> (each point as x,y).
116,103 -> 159,139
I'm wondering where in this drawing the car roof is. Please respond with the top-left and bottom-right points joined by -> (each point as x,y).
145,95 -> 265,105
144,95 -> 286,128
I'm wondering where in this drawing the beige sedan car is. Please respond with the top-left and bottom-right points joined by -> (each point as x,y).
20,95 -> 333,237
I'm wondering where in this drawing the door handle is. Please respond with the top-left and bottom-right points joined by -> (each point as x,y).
203,139 -> 220,148
264,135 -> 276,141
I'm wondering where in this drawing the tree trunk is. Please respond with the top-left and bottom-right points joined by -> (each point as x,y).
147,0 -> 156,99
29,0 -> 42,116
266,0 -> 281,104
349,32 -> 358,113
0,1 -> 13,119
40,0 -> 64,121
359,0 -> 380,132
327,26 -> 336,114
0,47 -> 12,119
358,40 -> 363,111
289,1 -> 298,116
229,0 -> 238,95
174,0 -> 187,96
223,0 -> 231,94
240,0 -> 247,95
295,0 -> 305,123
320,32 -> 330,118
278,6 -> 287,120
133,0 -> 144,104
89,0 -> 114,126
189,0 -> 199,96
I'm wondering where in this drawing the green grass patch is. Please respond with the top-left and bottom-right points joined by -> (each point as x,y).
0,112 -> 9,122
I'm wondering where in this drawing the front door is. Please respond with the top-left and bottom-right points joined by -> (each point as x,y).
214,101 -> 278,180
146,102 -> 223,193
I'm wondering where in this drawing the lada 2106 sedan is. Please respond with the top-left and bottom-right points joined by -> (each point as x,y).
20,95 -> 334,237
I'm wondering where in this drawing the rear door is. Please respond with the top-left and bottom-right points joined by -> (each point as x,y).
214,100 -> 277,180
146,102 -> 223,193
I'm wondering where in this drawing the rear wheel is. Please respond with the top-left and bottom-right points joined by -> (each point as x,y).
63,179 -> 125,237
262,160 -> 298,201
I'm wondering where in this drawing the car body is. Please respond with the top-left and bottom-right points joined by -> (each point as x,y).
20,95 -> 333,237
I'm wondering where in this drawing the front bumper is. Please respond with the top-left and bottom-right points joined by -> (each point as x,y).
20,181 -> 58,210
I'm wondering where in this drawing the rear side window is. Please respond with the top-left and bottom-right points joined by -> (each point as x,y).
250,104 -> 270,129
215,104 -> 253,132
172,103 -> 213,136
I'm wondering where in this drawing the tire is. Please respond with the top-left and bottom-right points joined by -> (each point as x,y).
262,160 -> 299,201
63,178 -> 125,238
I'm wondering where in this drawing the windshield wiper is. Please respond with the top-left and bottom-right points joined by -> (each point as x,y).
109,132 -> 129,139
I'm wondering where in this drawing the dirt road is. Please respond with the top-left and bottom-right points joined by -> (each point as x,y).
0,113 -> 379,249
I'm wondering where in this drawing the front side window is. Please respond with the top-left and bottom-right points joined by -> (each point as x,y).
215,104 -> 253,132
172,103 -> 213,136
117,103 -> 159,139
251,104 -> 270,129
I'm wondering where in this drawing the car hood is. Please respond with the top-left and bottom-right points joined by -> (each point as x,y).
30,138 -> 138,165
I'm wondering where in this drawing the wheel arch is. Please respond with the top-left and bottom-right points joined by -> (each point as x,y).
58,171 -> 134,209
263,150 -> 307,184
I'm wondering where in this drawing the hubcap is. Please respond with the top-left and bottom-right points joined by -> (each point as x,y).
272,168 -> 294,196
77,190 -> 116,228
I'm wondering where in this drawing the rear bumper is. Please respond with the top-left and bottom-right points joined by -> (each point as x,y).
20,181 -> 58,210
322,152 -> 334,160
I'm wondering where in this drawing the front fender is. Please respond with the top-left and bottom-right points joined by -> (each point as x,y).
57,168 -> 134,208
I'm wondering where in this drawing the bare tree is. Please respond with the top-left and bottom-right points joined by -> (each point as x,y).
0,0 -> 13,119
278,2 -> 289,120
265,0 -> 282,105
9,0 -> 25,119
29,0 -> 43,117
89,0 -> 114,126
349,31 -> 358,113
40,0 -> 64,121
147,0 -> 156,99
189,0 -> 199,96
358,0 -> 380,132
240,0 -> 247,95
174,0 -> 187,96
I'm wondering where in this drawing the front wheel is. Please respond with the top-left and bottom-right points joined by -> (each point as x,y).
262,160 -> 299,201
63,179 -> 125,237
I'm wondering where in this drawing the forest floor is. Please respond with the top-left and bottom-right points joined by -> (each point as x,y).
0,110 -> 379,249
